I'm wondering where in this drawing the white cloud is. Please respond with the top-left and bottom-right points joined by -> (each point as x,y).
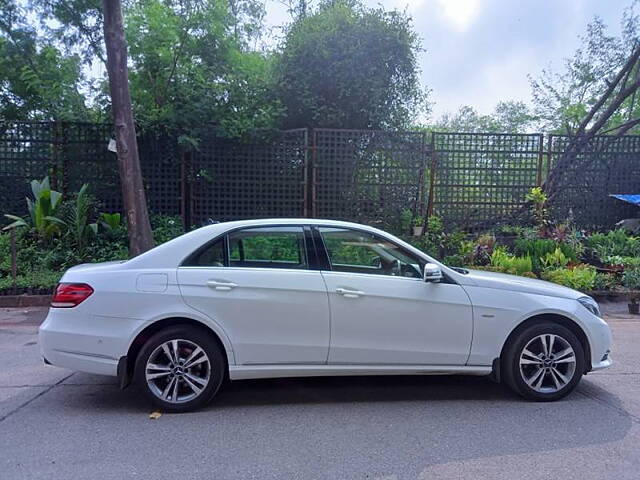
433,0 -> 482,32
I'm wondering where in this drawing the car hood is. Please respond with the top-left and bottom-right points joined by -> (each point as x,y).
462,269 -> 584,300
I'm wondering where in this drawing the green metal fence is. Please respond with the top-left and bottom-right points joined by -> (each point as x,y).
1,121 -> 639,232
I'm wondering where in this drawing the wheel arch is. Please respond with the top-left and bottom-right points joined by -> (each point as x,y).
125,317 -> 232,383
497,313 -> 592,379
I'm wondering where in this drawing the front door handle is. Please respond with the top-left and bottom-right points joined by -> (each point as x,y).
335,287 -> 364,298
207,280 -> 237,291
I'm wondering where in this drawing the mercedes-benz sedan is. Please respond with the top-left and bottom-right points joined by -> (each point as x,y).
40,219 -> 612,411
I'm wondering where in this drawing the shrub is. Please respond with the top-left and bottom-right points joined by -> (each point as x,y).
151,215 -> 184,244
490,248 -> 533,276
593,272 -> 619,291
470,234 -> 496,266
541,265 -> 596,291
497,225 -> 538,239
622,269 -> 640,290
621,257 -> 640,269
525,186 -> 548,229
514,238 -> 577,273
59,183 -> 98,255
400,209 -> 413,233
584,230 -> 640,262
540,247 -> 569,270
0,270 -> 62,291
442,254 -> 464,267
3,177 -> 65,240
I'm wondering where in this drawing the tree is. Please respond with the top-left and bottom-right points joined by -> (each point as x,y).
432,101 -> 534,133
102,0 -> 154,256
29,0 -> 280,140
530,4 -> 640,134
122,0 -> 281,141
0,0 -> 88,120
275,0 -> 427,130
545,42 -> 640,199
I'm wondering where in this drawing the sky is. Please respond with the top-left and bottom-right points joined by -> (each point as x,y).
264,0 -> 632,120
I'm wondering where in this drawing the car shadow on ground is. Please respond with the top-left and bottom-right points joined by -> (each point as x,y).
62,373 -> 512,413
54,372 -> 633,476
70,371 -> 628,415
214,374 -> 511,406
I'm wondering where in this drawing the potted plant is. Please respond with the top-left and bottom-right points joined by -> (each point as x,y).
412,216 -> 424,237
622,269 -> 640,314
629,294 -> 640,315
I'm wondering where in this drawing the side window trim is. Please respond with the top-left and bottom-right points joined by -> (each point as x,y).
181,224 -> 342,272
310,226 -> 331,271
226,225 -> 310,271
181,234 -> 227,267
314,225 -> 425,278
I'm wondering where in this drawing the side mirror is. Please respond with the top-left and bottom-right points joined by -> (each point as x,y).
423,263 -> 443,283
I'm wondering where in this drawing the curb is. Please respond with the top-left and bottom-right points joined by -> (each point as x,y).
0,295 -> 51,308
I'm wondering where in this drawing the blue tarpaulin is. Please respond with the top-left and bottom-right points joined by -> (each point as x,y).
610,194 -> 640,206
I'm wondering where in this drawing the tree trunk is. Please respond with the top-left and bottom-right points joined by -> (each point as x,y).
102,0 -> 154,256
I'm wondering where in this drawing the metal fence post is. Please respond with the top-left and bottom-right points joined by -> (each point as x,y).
425,131 -> 437,219
414,131 -> 428,217
50,121 -> 62,191
546,134 -> 554,181
10,228 -> 17,291
304,128 -> 317,218
180,149 -> 192,229
536,133 -> 544,187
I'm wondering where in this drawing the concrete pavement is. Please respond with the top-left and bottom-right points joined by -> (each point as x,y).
0,304 -> 639,479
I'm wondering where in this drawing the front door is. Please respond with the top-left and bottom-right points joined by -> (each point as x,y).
316,227 -> 473,365
178,226 -> 330,365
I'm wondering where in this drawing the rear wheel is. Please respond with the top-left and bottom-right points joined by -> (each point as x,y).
134,325 -> 225,412
503,322 -> 585,401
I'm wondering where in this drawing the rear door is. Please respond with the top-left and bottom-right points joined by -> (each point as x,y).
178,225 -> 330,365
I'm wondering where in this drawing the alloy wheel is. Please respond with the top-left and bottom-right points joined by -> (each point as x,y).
145,339 -> 211,404
519,334 -> 576,393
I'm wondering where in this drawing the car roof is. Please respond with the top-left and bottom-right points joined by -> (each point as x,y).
198,218 -> 376,230
126,218 -> 387,269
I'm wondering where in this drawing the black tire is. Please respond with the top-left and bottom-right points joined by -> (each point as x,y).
502,322 -> 585,401
134,325 -> 225,412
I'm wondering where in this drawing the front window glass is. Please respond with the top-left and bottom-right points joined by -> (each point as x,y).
228,226 -> 308,269
319,227 -> 424,278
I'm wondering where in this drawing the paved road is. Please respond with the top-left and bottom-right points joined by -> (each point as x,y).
1,304 -> 639,480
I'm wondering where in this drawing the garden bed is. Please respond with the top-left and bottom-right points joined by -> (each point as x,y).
0,294 -> 51,308
0,286 -> 54,296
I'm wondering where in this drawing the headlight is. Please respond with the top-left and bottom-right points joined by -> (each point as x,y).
578,296 -> 601,317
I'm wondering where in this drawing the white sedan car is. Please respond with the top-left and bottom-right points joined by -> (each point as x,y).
40,219 -> 612,411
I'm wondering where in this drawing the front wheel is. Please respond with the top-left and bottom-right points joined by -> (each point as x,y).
134,325 -> 225,412
503,322 -> 585,401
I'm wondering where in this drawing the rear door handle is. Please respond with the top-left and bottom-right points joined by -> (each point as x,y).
335,288 -> 364,298
207,280 -> 237,291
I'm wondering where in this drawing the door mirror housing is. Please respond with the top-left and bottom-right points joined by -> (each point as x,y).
423,263 -> 443,283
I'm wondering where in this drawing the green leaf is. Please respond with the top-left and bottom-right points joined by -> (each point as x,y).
50,190 -> 62,210
43,215 -> 66,225
2,215 -> 27,230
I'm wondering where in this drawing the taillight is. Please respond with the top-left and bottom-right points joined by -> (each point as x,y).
51,283 -> 94,308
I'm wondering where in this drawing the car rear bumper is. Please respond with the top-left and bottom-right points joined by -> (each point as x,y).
41,349 -> 119,376
39,308 -> 142,377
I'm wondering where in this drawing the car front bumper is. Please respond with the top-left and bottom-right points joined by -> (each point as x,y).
582,312 -> 613,372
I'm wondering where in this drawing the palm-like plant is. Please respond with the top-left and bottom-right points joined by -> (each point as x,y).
3,177 -> 65,239
63,183 -> 98,254
99,212 -> 122,233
